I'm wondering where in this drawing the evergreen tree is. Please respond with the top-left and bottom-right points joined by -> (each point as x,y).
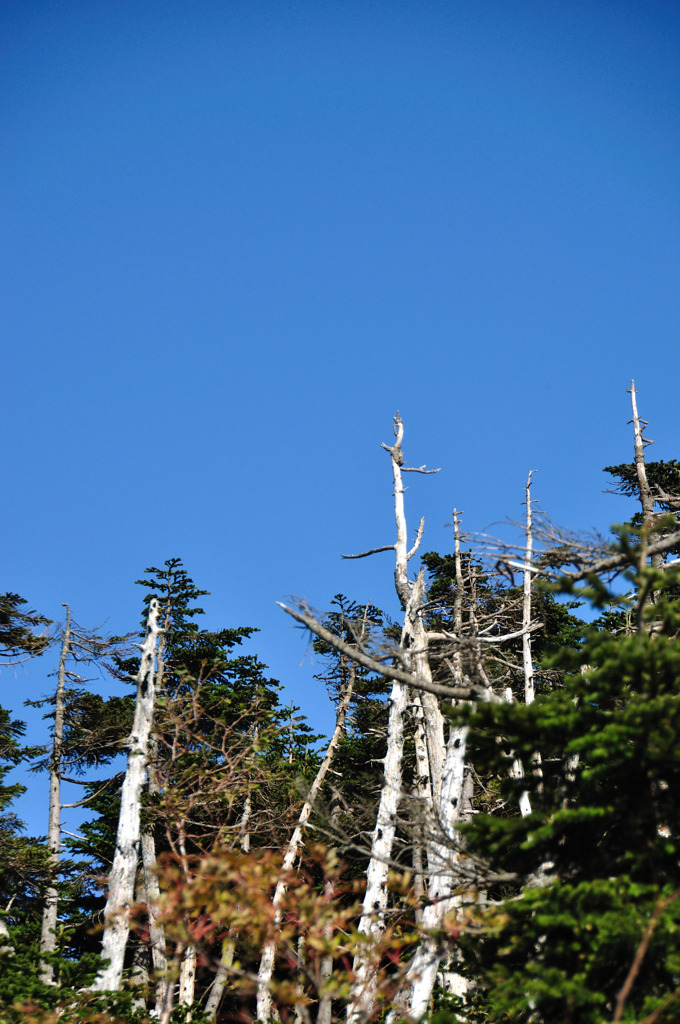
0,706 -> 58,1010
0,593 -> 50,665
453,445 -> 680,1024
311,595 -> 390,859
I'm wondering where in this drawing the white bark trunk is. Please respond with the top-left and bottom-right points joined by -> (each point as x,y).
0,914 -> 14,956
405,720 -> 470,1019
349,416 -> 444,1024
205,791 -> 252,1020
523,472 -> 536,706
401,511 -> 471,1018
143,624 -> 169,1012
316,877 -> 336,1024
630,381 -> 657,529
92,599 -> 161,992
517,472 -> 538,816
629,382 -> 663,614
178,944 -> 197,1014
204,937 -> 235,1021
256,663 -> 355,1021
347,676 -> 408,1023
141,831 -> 168,1009
506,477 -> 539,818
39,603 -> 70,985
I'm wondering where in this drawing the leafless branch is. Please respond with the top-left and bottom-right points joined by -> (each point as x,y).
342,546 -> 395,560
407,518 -> 426,561
612,888 -> 680,1023
278,601 -> 500,702
427,621 -> 543,645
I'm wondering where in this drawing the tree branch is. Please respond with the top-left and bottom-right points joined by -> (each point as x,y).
277,602 -> 499,702
342,546 -> 395,560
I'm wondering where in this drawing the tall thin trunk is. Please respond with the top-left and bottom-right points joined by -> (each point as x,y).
508,475 -> 537,819
143,596 -> 173,1012
630,381 -> 657,535
92,599 -> 161,992
256,663 -> 356,1021
141,830 -> 168,1009
204,937 -> 236,1021
629,382 -> 663,628
130,874 -> 151,1010
522,472 -> 536,705
317,791 -> 343,1024
317,875 -> 336,1024
347,673 -> 409,1024
349,416 -> 443,1024
405,721 -> 471,1019
404,513 -> 471,1018
204,777 -> 254,1019
39,604 -> 71,985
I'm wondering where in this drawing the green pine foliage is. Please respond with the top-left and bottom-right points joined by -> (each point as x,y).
8,428 -> 680,1024
311,595 -> 390,864
456,552 -> 680,1024
0,593 -> 50,664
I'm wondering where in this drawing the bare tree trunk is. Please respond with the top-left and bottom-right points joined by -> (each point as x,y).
522,472 -> 536,705
0,914 -> 14,957
293,932 -> 306,1024
316,787 -> 344,1024
141,830 -> 168,1010
405,720 -> 471,1019
131,874 -> 151,1011
204,791 -> 253,1020
630,381 -> 657,534
39,603 -> 70,985
178,944 -> 197,1016
347,672 -> 408,1024
92,599 -> 161,992
404,513 -> 471,1018
256,663 -> 356,1021
508,474 -> 538,819
348,415 -> 443,1024
143,602 -> 174,1013
204,937 -> 236,1021
317,877 -> 335,1024
629,382 -> 664,629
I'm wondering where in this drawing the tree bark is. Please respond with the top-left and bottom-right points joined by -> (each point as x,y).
39,603 -> 71,985
92,598 -> 161,992
256,662 -> 355,1021
178,944 -> 197,1016
347,673 -> 408,1024
629,382 -> 664,628
405,719 -> 471,1019
403,512 -> 471,1018
522,472 -> 536,706
204,781 -> 253,1019
508,474 -> 537,819
349,416 -> 444,1024
141,830 -> 168,1009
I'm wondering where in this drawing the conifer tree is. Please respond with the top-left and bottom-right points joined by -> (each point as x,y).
455,387 -> 680,1024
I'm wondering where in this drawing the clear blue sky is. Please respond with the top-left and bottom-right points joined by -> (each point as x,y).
2,0 -> 679,834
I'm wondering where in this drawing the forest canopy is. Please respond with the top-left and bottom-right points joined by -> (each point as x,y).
2,384 -> 680,1024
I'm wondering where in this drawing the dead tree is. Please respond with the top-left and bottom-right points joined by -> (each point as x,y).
256,651 -> 358,1021
344,415 -> 444,1024
38,604 -> 71,986
38,606 -> 128,986
280,417 -> 539,1023
92,598 -> 161,992
403,510 -> 474,1018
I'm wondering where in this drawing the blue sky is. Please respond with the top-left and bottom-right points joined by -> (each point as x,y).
2,0 -> 679,834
